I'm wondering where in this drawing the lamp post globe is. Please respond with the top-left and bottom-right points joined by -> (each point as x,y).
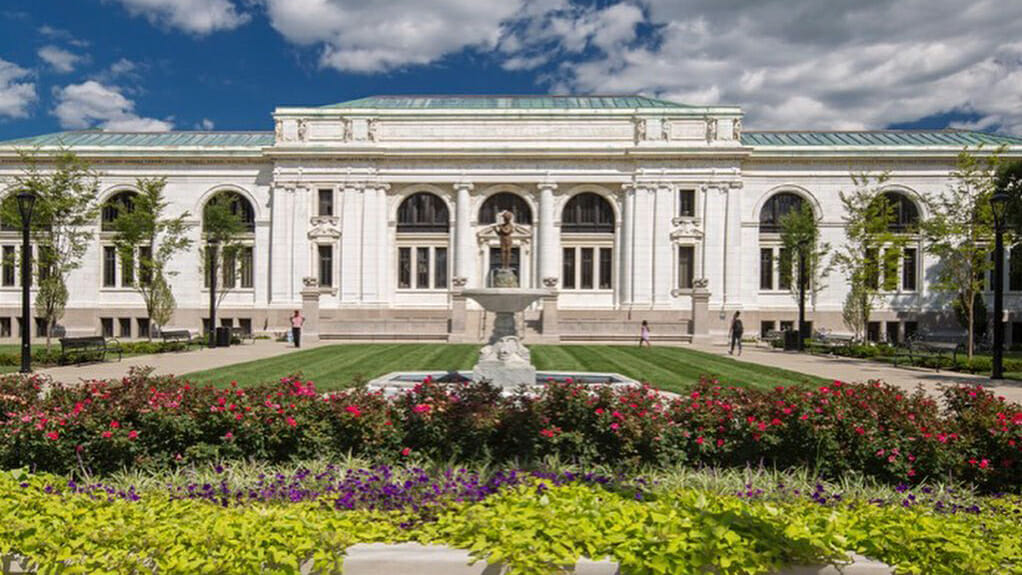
16,191 -> 36,375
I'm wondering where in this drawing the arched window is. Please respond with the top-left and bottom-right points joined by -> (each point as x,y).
101,190 -> 137,231
878,192 -> 920,232
397,192 -> 449,233
759,192 -> 805,233
202,190 -> 255,233
562,192 -> 614,234
479,192 -> 532,225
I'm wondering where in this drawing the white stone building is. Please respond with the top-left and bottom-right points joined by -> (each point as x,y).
1,95 -> 1020,344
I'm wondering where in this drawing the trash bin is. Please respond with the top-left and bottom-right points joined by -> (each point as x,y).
215,326 -> 232,347
783,329 -> 800,351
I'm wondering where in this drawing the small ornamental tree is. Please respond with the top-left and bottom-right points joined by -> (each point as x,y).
922,149 -> 1003,357
3,150 -> 100,348
200,192 -> 250,313
778,202 -> 832,317
110,177 -> 193,338
833,173 -> 910,342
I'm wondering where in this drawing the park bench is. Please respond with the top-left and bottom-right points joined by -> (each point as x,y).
160,329 -> 200,350
807,332 -> 855,355
894,338 -> 963,372
59,336 -> 122,365
230,326 -> 255,344
760,329 -> 785,348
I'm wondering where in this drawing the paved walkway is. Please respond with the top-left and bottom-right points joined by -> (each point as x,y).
38,339 -> 326,383
690,340 -> 1022,404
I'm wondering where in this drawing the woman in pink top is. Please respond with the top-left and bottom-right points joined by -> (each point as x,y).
639,320 -> 651,348
290,310 -> 304,348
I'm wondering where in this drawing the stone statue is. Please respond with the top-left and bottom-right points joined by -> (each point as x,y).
495,211 -> 514,269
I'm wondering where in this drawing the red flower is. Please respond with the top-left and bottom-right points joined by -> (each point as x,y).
127,430 -> 138,440
45,431 -> 59,441
401,447 -> 411,456
223,432 -> 234,440
695,436 -> 704,445
855,427 -> 865,435
101,431 -> 113,439
540,428 -> 555,438
109,420 -> 120,428
610,423 -> 620,430
595,408 -> 605,415
413,404 -> 431,414
286,416 -> 297,427
346,405 -> 362,417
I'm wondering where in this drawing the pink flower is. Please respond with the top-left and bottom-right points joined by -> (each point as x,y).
855,427 -> 865,435
223,432 -> 234,440
610,423 -> 620,430
101,431 -> 113,439
286,416 -> 297,427
413,404 -> 431,414
127,430 -> 138,440
45,431 -> 59,441
109,420 -> 120,428
595,408 -> 605,415
345,405 -> 362,418
540,428 -> 555,438
401,447 -> 411,456
696,436 -> 704,445
979,458 -> 990,469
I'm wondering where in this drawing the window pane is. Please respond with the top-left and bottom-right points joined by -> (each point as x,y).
121,250 -> 134,287
416,247 -> 430,289
138,246 -> 153,286
318,245 -> 333,287
562,248 -> 575,289
903,248 -> 918,291
103,246 -> 117,287
1010,248 -> 1022,292
434,247 -> 448,289
882,248 -> 899,291
678,246 -> 694,289
865,248 -> 879,290
759,248 -> 773,290
318,189 -> 334,217
679,190 -> 695,217
398,247 -> 411,288
599,248 -> 612,289
118,317 -> 131,338
2,246 -> 14,287
580,247 -> 594,289
778,248 -> 792,290
222,251 -> 237,289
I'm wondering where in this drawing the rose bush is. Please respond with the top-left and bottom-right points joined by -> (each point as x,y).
2,369 -> 1021,491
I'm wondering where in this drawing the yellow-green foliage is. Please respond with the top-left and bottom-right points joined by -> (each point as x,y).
1,471 -> 1020,574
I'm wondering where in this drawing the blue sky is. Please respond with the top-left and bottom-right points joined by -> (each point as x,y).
1,0 -> 1020,140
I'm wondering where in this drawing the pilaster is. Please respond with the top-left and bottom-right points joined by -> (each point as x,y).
340,182 -> 364,302
538,182 -> 559,287
453,182 -> 474,287
652,182 -> 675,307
269,183 -> 294,303
361,183 -> 389,304
631,184 -> 655,305
619,183 -> 635,307
291,186 -> 312,303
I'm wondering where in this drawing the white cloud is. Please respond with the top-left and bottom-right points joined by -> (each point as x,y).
197,118 -> 215,130
53,81 -> 173,131
521,0 -> 1022,134
0,58 -> 36,119
38,25 -> 90,47
108,0 -> 249,34
38,45 -> 85,73
262,0 -> 525,72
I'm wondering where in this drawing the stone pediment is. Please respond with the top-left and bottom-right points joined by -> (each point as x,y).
308,216 -> 340,239
670,218 -> 703,240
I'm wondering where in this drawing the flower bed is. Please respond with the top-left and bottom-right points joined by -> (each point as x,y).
2,369 -> 1022,491
2,469 -> 1020,574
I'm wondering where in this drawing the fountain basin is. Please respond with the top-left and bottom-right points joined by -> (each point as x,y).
461,288 -> 550,313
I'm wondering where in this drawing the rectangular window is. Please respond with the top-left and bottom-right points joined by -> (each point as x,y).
118,318 -> 131,338
760,320 -> 775,339
678,245 -> 694,289
580,247 -> 594,289
138,246 -> 153,286
416,247 -> 430,289
35,317 -> 47,338
103,246 -> 117,287
2,246 -> 14,287
220,317 -> 234,328
1010,247 -> 1022,292
882,248 -> 900,291
239,318 -> 252,336
0,317 -> 9,338
136,317 -> 150,339
886,321 -> 901,344
100,317 -> 113,338
240,246 -> 253,288
759,248 -> 773,290
599,248 -> 612,289
903,248 -> 918,291
778,247 -> 792,290
318,244 -> 333,287
222,250 -> 237,289
121,250 -> 134,287
865,248 -> 879,290
434,247 -> 448,289
867,321 -> 881,343
562,248 -> 575,289
678,189 -> 695,217
318,188 -> 334,217
398,247 -> 411,288
779,320 -> 794,332
904,321 -> 919,341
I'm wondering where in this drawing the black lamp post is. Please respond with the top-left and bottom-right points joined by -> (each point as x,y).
16,191 -> 36,374
208,238 -> 219,348
797,238 -> 809,351
991,190 -> 1009,380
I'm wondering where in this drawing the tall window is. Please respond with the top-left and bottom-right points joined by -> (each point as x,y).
396,192 -> 449,290
678,189 -> 696,218
759,248 -> 773,290
318,244 -> 333,287
1,245 -> 13,287
678,246 -> 694,289
561,193 -> 615,291
877,192 -> 920,232
318,188 -> 334,217
103,246 -> 117,287
202,190 -> 257,290
903,248 -> 918,291
101,191 -> 136,231
759,193 -> 804,233
479,192 -> 532,224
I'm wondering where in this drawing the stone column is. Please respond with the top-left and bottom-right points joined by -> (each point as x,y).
619,184 -> 635,307
340,182 -> 364,303
538,182 -> 558,287
631,184 -> 655,305
361,183 -> 389,304
690,281 -> 710,343
453,182 -> 474,287
291,186 -> 312,302
652,183 -> 674,307
724,182 -> 743,310
300,278 -> 321,344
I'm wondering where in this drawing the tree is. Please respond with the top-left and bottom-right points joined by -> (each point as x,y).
999,159 -> 1022,236
778,202 -> 832,306
4,150 -> 100,348
201,192 -> 250,314
110,177 -> 193,338
922,149 -> 1002,358
833,173 -> 911,343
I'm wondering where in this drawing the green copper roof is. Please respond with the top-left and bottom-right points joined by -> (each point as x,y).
0,131 -> 275,147
322,95 -> 693,110
741,130 -> 1022,147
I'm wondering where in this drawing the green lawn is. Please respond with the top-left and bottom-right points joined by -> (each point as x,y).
183,344 -> 827,393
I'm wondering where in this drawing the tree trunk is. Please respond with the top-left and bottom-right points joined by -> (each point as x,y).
966,292 -> 974,359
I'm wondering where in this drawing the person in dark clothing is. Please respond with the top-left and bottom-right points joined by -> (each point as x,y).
728,311 -> 744,356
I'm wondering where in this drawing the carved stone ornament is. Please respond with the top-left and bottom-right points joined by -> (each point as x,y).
297,119 -> 308,142
302,276 -> 319,288
632,117 -> 646,143
670,219 -> 704,240
542,277 -> 559,288
477,222 -> 532,248
661,119 -> 671,141
274,119 -> 283,141
452,276 -> 468,287
705,118 -> 718,142
308,216 -> 341,239
367,119 -> 378,142
732,117 -> 742,140
342,118 -> 352,142
693,277 -> 709,289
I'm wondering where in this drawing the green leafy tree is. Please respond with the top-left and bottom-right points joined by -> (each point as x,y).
833,173 -> 911,342
778,202 -> 832,310
200,192 -> 249,314
110,177 -> 193,338
3,150 -> 100,348
998,159 -> 1022,235
922,149 -> 1003,357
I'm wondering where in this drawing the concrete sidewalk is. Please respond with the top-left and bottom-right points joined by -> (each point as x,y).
36,339 -> 325,383
690,340 -> 1022,404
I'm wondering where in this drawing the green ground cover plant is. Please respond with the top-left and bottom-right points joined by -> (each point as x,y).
183,344 -> 827,392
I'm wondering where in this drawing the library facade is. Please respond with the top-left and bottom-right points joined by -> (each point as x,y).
1,95 -> 1021,344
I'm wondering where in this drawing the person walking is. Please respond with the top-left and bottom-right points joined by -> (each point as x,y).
639,320 -> 651,348
290,310 -> 304,348
728,311 -> 744,356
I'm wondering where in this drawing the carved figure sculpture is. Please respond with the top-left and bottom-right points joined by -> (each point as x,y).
495,211 -> 514,269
